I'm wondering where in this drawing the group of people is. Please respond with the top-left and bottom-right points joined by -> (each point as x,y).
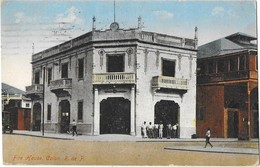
141,121 -> 178,139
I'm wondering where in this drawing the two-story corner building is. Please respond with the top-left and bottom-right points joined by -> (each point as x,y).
25,17 -> 198,138
196,32 -> 258,139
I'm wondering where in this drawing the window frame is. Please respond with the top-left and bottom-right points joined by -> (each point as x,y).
61,62 -> 69,78
47,104 -> 51,121
78,58 -> 84,79
161,58 -> 176,77
77,100 -> 83,121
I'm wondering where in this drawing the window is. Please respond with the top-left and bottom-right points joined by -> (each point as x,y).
229,56 -> 238,71
239,55 -> 245,71
217,59 -> 227,73
26,103 -> 30,107
78,101 -> 83,121
162,59 -> 175,77
198,62 -> 206,75
196,107 -> 204,120
47,68 -> 52,85
61,63 -> 68,78
34,71 -> 40,84
47,104 -> 51,121
208,61 -> 216,74
107,54 -> 125,72
78,58 -> 84,79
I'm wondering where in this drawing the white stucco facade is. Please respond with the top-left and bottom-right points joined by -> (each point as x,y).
26,20 -> 197,138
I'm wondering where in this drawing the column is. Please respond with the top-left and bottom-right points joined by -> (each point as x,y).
93,88 -> 100,135
130,86 -> 136,136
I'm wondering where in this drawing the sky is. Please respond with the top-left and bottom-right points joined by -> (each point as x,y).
1,0 -> 257,91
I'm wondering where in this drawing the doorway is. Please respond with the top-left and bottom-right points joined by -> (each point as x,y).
100,97 -> 130,134
227,110 -> 239,138
33,103 -> 41,131
154,100 -> 179,137
59,100 -> 70,133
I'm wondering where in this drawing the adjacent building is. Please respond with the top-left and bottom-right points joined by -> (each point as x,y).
2,83 -> 32,130
25,18 -> 198,138
196,33 -> 258,139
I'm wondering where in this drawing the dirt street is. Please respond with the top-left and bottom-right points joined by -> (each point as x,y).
2,134 -> 259,166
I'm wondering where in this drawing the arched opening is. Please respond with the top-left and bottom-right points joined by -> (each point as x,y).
33,103 -> 41,131
100,97 -> 130,134
154,100 -> 179,138
59,100 -> 70,133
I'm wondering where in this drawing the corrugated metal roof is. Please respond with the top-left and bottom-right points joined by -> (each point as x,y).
2,83 -> 25,95
198,32 -> 257,59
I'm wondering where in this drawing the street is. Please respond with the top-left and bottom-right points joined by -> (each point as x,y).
2,134 -> 259,166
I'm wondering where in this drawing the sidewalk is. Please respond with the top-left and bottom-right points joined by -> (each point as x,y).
165,146 -> 259,155
7,130 -> 259,155
10,130 -> 259,142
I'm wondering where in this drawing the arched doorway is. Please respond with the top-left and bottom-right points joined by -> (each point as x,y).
100,97 -> 130,134
33,103 -> 41,131
59,100 -> 70,133
154,100 -> 179,138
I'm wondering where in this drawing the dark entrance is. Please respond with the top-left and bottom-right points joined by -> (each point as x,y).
59,100 -> 70,133
227,110 -> 239,138
100,97 -> 130,134
154,100 -> 179,138
253,111 -> 259,138
33,103 -> 41,131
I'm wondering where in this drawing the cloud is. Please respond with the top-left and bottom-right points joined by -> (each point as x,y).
211,7 -> 225,17
153,10 -> 174,19
55,6 -> 83,24
14,12 -> 32,23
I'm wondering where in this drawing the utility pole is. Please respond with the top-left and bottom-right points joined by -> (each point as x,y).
42,67 -> 45,136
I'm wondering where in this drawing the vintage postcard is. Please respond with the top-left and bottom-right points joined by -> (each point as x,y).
1,0 -> 259,166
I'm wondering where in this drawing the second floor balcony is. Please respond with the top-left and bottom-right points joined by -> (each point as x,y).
92,72 -> 136,85
197,70 -> 258,84
152,76 -> 188,90
25,84 -> 43,98
50,78 -> 72,96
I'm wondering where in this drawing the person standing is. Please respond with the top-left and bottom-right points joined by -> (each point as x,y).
154,123 -> 159,138
72,119 -> 78,136
205,128 -> 213,148
148,122 -> 154,138
159,122 -> 164,139
167,123 -> 172,139
142,121 -> 147,138
172,124 -> 177,138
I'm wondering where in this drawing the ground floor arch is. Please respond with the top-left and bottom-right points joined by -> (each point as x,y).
154,100 -> 179,138
100,97 -> 130,134
32,103 -> 41,131
59,100 -> 70,133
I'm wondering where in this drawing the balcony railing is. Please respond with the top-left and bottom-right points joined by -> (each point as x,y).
25,84 -> 43,95
92,72 -> 135,85
50,78 -> 72,91
197,70 -> 257,84
152,76 -> 188,90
